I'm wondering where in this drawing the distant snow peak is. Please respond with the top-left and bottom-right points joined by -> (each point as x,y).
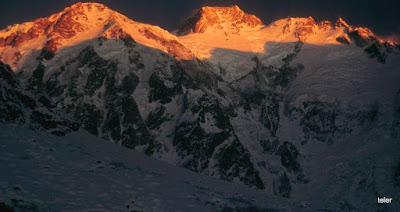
335,17 -> 349,28
0,3 -> 396,71
177,5 -> 262,35
0,2 -> 194,69
282,17 -> 319,40
57,2 -> 111,19
0,2 -> 115,49
66,2 -> 108,10
270,16 -> 388,46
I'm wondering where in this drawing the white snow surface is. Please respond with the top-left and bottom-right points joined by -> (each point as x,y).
0,123 -> 298,212
0,3 -> 193,71
1,3 -> 400,211
289,43 -> 400,103
177,16 -> 379,81
1,3 -> 396,82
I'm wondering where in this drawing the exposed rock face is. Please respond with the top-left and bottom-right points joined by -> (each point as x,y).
335,18 -> 349,28
0,3 -> 93,50
0,62 -> 78,135
293,17 -> 317,40
177,5 -> 262,35
1,3 -> 400,211
336,35 -> 350,45
0,18 -> 50,48
0,2 -> 194,69
139,28 -> 194,59
348,27 -> 378,48
364,42 -> 387,63
278,16 -> 384,46
21,38 -> 266,189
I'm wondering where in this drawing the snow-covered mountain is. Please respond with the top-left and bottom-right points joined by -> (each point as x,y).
177,5 -> 396,81
0,2 -> 194,71
1,2 -> 400,211
0,61 -> 77,135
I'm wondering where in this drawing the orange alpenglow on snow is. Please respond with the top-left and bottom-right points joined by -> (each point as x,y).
177,5 -> 262,35
0,2 -> 195,70
0,3 -> 394,71
177,6 -> 389,59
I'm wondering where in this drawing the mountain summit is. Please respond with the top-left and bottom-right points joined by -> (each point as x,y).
0,2 -> 193,70
0,3 -> 120,50
0,3 -> 400,211
0,3 -> 395,72
177,5 -> 262,35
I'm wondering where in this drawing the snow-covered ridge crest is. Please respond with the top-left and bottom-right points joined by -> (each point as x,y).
177,5 -> 263,35
177,6 -> 390,46
0,2 -> 194,70
178,12 -> 395,68
0,2 -> 397,73
261,16 -> 386,44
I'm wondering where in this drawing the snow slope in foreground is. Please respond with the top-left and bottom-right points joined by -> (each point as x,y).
0,123 -> 296,212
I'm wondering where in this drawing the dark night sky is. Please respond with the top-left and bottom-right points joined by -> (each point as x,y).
1,0 -> 399,41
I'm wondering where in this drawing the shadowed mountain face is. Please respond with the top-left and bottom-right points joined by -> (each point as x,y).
1,3 -> 400,211
0,62 -> 78,135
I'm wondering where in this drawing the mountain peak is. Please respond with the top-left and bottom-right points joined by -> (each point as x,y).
201,5 -> 241,12
0,2 -> 195,70
0,1 -> 116,47
62,2 -> 109,12
50,2 -> 111,23
335,17 -> 349,28
177,5 -> 262,35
